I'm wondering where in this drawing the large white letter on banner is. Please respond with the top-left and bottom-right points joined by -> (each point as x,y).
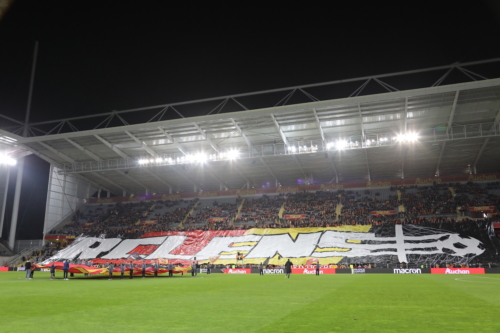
194,235 -> 262,260
51,237 -> 122,260
145,236 -> 191,260
101,236 -> 166,259
246,232 -> 321,258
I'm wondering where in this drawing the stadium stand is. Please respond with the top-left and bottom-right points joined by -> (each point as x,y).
44,181 -> 500,240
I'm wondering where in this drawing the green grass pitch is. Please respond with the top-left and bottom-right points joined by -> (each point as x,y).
1,271 -> 499,332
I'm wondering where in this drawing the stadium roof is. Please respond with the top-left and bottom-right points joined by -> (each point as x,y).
1,66 -> 500,196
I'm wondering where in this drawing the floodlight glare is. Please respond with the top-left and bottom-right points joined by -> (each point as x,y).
336,140 -> 348,150
0,154 -> 16,166
396,132 -> 419,142
226,149 -> 239,160
155,158 -> 163,163
407,132 -> 419,141
194,153 -> 207,163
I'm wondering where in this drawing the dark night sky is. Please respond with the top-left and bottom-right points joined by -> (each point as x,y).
1,1 -> 500,240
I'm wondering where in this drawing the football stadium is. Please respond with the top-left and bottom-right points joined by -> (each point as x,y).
2,2 -> 500,332
1,60 -> 500,331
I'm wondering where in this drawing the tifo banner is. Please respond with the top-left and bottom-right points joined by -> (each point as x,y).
431,268 -> 485,274
284,214 -> 307,220
141,220 -> 157,225
370,210 -> 396,215
88,173 -> 500,203
36,262 -> 189,276
44,221 -> 498,267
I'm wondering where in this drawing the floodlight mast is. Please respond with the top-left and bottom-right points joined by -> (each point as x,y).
7,42 -> 38,250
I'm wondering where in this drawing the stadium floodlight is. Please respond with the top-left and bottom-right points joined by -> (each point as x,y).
407,132 -> 419,141
396,132 -> 419,142
187,153 -> 207,163
196,153 -> 207,163
336,140 -> 348,150
0,153 -> 16,166
226,149 -> 239,160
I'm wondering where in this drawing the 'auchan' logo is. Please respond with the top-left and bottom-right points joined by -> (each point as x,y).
445,268 -> 470,274
366,181 -> 391,187
415,177 -> 440,184
226,269 -> 249,274
303,269 -> 320,274
468,174 -> 497,181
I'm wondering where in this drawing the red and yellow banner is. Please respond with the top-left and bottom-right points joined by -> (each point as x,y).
468,206 -> 496,212
141,220 -> 158,225
208,217 -> 227,222
37,262 -> 190,276
370,210 -> 396,215
284,214 -> 307,220
44,235 -> 76,240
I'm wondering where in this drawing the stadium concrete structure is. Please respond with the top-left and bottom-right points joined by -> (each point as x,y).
1,59 -> 500,253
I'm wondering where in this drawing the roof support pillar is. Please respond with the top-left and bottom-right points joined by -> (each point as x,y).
403,97 -> 408,132
260,157 -> 281,186
94,135 -> 129,159
0,167 -> 10,239
472,138 -> 489,174
358,104 -> 365,137
401,148 -> 406,179
193,123 -> 219,153
446,91 -> 460,136
435,142 -> 446,176
158,128 -> 187,155
231,119 -> 252,149
312,108 -> 325,141
271,114 -> 288,146
8,157 -> 24,250
365,150 -> 371,181
125,131 -> 158,157
143,168 -> 175,191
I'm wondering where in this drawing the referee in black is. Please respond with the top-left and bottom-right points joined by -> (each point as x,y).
285,259 -> 293,279
129,261 -> 134,279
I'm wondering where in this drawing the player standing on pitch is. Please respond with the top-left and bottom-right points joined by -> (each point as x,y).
285,259 -> 293,279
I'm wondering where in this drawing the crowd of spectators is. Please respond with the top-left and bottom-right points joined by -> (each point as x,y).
46,181 -> 500,239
